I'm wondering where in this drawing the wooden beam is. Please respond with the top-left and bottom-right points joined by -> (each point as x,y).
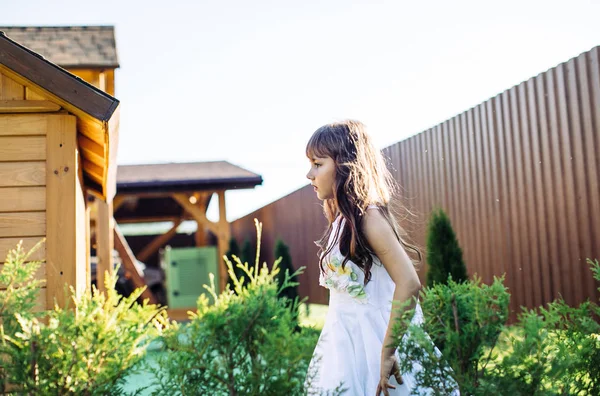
113,215 -> 184,224
46,114 -> 86,309
113,225 -> 157,304
137,218 -> 183,263
217,190 -> 230,292
112,195 -> 126,212
171,193 -> 219,235
193,192 -> 210,247
96,200 -> 114,293
0,100 -> 60,113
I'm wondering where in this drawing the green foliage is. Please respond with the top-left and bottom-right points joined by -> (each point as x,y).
274,239 -> 299,307
150,220 -> 321,395
395,259 -> 600,396
394,276 -> 510,395
426,208 -> 468,287
226,237 -> 244,292
485,259 -> 600,395
0,240 -> 169,395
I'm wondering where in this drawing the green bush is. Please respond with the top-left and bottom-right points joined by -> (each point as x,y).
394,259 -> 600,396
150,220 -> 321,395
486,259 -> 600,395
226,237 -> 244,292
426,208 -> 468,287
274,239 -> 300,320
0,239 -> 168,395
394,276 -> 510,395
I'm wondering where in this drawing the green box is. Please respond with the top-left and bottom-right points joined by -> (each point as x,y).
163,246 -> 219,309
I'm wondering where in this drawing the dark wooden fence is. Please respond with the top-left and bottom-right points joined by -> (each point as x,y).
232,46 -> 600,313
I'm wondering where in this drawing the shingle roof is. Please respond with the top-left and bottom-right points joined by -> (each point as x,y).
117,161 -> 263,193
0,26 -> 119,68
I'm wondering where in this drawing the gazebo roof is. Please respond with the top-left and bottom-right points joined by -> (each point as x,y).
114,161 -> 263,223
117,161 -> 263,194
0,26 -> 119,69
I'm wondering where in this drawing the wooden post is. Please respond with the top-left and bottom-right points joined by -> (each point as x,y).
85,196 -> 92,292
46,114 -> 87,309
217,190 -> 229,292
96,199 -> 114,292
194,192 -> 209,247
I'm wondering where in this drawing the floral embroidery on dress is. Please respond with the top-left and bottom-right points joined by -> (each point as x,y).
319,255 -> 368,303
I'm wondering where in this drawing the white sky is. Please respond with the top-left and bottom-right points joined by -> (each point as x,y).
2,0 -> 600,222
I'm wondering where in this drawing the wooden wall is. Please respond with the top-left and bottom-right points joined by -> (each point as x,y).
232,46 -> 600,315
0,71 -> 88,309
0,73 -> 48,310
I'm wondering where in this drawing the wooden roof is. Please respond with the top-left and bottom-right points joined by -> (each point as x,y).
0,26 -> 119,69
0,32 -> 120,201
117,161 -> 263,193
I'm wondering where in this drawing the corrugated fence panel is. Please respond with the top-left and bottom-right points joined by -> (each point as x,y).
231,46 -> 600,312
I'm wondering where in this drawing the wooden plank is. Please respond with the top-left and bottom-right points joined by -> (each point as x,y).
0,100 -> 61,113
0,187 -> 46,212
0,114 -> 48,136
137,218 -> 183,263
0,212 -> 45,237
0,136 -> 46,161
0,74 -> 24,100
25,87 -> 47,101
78,134 -> 105,166
82,159 -> 104,185
113,225 -> 157,304
45,114 -> 82,309
96,200 -> 114,293
0,161 -> 45,187
0,237 -> 46,263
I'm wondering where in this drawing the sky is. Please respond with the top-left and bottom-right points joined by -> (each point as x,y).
2,0 -> 600,223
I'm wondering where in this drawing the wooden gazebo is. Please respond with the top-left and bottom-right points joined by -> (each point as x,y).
114,161 -> 263,297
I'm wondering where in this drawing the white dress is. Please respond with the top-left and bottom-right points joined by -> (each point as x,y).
307,214 -> 436,396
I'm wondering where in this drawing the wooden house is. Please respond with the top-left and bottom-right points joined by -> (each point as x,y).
0,31 -> 119,309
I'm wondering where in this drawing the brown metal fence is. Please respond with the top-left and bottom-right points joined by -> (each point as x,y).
231,46 -> 600,312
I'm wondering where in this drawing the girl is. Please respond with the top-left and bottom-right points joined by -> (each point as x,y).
305,120 -> 429,396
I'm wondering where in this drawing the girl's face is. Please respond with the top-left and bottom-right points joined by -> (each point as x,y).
306,155 -> 336,200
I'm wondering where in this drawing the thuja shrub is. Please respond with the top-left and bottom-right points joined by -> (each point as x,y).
486,259 -> 600,395
0,240 -> 168,395
394,259 -> 600,396
393,276 -> 510,395
426,208 -> 468,287
150,220 -> 324,396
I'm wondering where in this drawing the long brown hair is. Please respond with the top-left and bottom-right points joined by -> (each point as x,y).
306,120 -> 421,284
